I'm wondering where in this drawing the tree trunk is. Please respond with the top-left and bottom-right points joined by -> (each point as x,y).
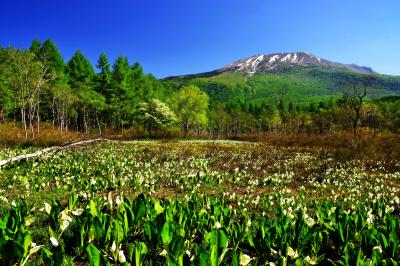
96,114 -> 102,135
21,107 -> 27,139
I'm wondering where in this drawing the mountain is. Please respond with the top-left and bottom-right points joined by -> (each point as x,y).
164,52 -> 400,106
165,52 -> 377,80
220,52 -> 377,76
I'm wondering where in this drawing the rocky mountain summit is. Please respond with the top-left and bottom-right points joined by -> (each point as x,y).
220,52 -> 377,76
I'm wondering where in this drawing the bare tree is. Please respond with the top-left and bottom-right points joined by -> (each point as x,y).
341,83 -> 368,139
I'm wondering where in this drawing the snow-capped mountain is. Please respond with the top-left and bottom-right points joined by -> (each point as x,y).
219,52 -> 376,76
163,52 -> 400,103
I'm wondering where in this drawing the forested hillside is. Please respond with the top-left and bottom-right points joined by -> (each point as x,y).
1,40 -> 400,140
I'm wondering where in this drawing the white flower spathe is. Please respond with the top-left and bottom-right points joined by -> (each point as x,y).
111,241 -> 116,252
287,246 -> 298,259
44,202 -> 52,214
214,221 -> 221,229
373,245 -> 382,254
118,250 -> 126,263
239,253 -> 252,265
50,237 -> 59,247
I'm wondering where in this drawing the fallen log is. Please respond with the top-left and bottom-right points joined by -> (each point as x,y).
0,138 -> 110,168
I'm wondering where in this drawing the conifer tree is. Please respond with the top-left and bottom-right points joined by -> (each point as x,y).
66,50 -> 95,88
29,39 -> 41,57
96,52 -> 112,101
38,39 -> 64,73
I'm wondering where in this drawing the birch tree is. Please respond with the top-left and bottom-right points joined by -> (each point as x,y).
9,49 -> 53,138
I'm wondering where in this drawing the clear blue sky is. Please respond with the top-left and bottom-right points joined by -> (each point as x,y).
1,0 -> 399,77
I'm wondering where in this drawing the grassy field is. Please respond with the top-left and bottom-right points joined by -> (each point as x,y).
0,140 -> 400,265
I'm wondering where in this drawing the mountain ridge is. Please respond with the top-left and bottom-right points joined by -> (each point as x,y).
164,52 -> 378,80
163,52 -> 400,106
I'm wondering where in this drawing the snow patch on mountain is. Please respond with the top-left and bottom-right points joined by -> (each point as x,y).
291,53 -> 298,63
220,52 -> 376,76
281,54 -> 291,62
269,55 -> 279,63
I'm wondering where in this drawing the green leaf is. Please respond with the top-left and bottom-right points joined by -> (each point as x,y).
231,251 -> 239,266
206,230 -> 229,266
128,241 -> 148,266
21,245 -> 44,266
155,200 -> 165,215
169,235 -> 184,258
207,230 -> 228,250
161,221 -> 175,247
339,222 -> 344,243
40,247 -> 53,265
86,243 -> 109,266
89,200 -> 98,217
22,233 -> 32,257
89,217 -> 105,242
0,239 -> 24,265
380,233 -> 388,249
68,192 -> 78,210
52,246 -> 65,266
112,220 -> 125,244
133,196 -> 146,221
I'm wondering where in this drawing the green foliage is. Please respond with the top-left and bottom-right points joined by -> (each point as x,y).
0,201 -> 43,265
38,39 -> 65,73
29,39 -> 41,56
172,85 -> 210,135
1,38 -> 400,135
166,65 -> 400,107
66,50 -> 95,88
2,190 -> 400,265
374,96 -> 400,132
111,56 -> 131,98
95,52 -> 112,100
0,48 -> 14,118
1,141 -> 400,264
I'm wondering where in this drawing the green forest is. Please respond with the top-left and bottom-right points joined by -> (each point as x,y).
1,39 -> 400,141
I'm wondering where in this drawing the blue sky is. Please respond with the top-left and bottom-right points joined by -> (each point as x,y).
1,0 -> 400,77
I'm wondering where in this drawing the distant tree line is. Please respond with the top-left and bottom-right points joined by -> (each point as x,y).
205,95 -> 393,137
0,39 -> 399,139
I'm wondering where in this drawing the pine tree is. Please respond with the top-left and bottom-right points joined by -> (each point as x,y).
66,50 -> 95,88
111,56 -> 132,129
29,39 -> 41,57
130,62 -> 146,100
38,39 -> 64,73
96,52 -> 112,101
66,50 -> 101,132
112,56 -> 131,98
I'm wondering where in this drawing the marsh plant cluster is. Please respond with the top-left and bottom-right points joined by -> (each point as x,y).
0,141 -> 399,265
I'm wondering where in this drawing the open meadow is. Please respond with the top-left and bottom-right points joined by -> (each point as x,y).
0,140 -> 399,265
2,1 -> 400,265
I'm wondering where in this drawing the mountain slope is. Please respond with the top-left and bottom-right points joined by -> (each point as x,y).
164,52 -> 400,105
220,52 -> 377,76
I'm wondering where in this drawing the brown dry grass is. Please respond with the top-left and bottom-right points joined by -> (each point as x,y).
1,123 -> 399,164
231,130 -> 400,162
0,123 -> 85,146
